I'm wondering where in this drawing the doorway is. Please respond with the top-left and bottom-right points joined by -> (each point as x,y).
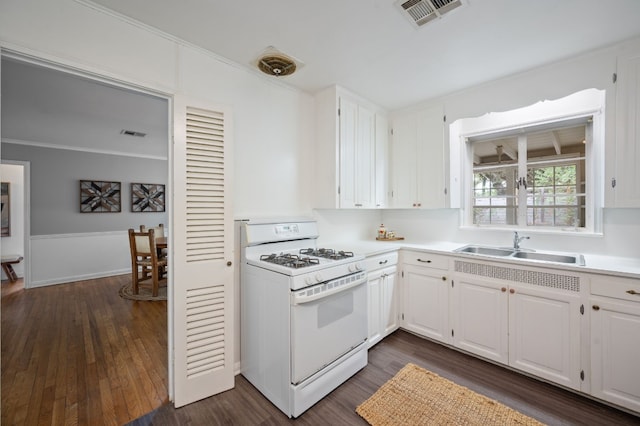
0,52 -> 172,423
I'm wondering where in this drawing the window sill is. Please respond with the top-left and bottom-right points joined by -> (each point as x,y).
458,225 -> 603,238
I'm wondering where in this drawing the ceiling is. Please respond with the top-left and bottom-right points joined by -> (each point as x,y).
1,57 -> 169,158
87,0 -> 640,110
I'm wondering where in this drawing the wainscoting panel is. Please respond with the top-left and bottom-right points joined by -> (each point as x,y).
30,231 -> 132,287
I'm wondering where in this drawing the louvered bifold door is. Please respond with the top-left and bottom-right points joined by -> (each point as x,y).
172,95 -> 234,407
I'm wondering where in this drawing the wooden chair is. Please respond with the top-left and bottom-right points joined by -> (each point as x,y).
128,228 -> 167,297
140,224 -> 167,258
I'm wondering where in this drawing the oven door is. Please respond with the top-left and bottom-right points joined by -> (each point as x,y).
290,274 -> 367,385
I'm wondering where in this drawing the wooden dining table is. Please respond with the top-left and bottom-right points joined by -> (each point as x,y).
156,236 -> 167,249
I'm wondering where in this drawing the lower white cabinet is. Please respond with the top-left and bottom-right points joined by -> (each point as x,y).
451,274 -> 508,364
452,259 -> 583,391
401,252 -> 451,344
365,252 -> 399,348
508,282 -> 582,390
590,275 -> 640,412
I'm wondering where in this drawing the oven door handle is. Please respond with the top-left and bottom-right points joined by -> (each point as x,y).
292,276 -> 367,305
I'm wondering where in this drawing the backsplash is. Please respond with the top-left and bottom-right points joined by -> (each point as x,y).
313,208 -> 640,259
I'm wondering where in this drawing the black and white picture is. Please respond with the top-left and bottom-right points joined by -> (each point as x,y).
1,182 -> 10,236
80,180 -> 121,213
131,183 -> 165,212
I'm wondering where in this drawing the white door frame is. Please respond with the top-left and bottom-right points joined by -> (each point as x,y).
0,160 -> 30,287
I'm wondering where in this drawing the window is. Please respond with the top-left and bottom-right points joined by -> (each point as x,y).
449,88 -> 605,234
471,122 -> 587,228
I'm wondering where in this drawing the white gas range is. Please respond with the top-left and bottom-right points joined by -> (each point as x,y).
240,219 -> 368,418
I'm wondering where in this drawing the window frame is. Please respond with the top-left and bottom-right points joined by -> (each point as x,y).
449,89 -> 605,235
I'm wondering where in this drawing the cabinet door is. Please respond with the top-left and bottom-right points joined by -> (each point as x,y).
367,269 -> 384,348
375,114 -> 389,208
509,284 -> 582,391
382,267 -> 398,336
390,105 -> 445,208
614,49 -> 640,207
451,275 -> 508,364
591,296 -> 640,412
356,105 -> 375,207
416,105 -> 445,208
339,97 -> 359,208
403,264 -> 450,343
390,113 -> 418,208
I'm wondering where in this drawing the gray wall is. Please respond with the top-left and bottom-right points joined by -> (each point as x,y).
1,143 -> 167,235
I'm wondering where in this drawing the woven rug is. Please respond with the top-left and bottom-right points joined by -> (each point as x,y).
356,363 -> 544,426
119,283 -> 167,301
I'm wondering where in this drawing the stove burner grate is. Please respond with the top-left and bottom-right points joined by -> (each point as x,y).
260,253 -> 320,269
300,248 -> 355,260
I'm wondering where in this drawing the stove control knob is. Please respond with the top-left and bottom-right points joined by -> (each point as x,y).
315,273 -> 323,283
305,276 -> 314,286
349,263 -> 363,272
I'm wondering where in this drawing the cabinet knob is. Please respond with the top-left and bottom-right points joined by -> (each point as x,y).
412,203 -> 417,207
501,287 -> 507,292
227,261 -> 232,266
417,203 -> 422,207
592,305 -> 600,311
442,276 -> 447,281
509,288 -> 515,294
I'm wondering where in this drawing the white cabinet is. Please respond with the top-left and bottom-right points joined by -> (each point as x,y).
508,282 -> 582,390
401,252 -> 451,344
452,258 -> 583,391
451,274 -> 508,364
365,252 -> 399,348
315,86 -> 388,209
590,275 -> 640,412
390,105 -> 446,209
613,48 -> 640,207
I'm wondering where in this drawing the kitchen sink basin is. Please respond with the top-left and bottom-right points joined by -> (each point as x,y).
454,244 -> 585,266
457,245 -> 514,257
511,251 -> 585,265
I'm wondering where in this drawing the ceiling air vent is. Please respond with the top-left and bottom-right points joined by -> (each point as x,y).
395,0 -> 462,28
120,129 -> 146,137
254,46 -> 303,77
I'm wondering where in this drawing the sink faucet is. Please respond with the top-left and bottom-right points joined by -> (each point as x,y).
513,231 -> 530,250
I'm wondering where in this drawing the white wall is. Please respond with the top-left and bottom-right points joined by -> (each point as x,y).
0,163 -> 25,279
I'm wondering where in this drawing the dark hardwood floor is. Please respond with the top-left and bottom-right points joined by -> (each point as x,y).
130,330 -> 640,425
3,274 -> 639,425
1,275 -> 168,425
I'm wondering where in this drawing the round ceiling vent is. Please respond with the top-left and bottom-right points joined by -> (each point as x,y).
257,54 -> 297,77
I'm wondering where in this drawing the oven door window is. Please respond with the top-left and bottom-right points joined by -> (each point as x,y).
290,281 -> 367,385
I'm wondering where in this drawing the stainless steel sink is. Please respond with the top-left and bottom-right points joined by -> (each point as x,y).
454,244 -> 585,266
511,251 -> 585,265
457,245 -> 514,257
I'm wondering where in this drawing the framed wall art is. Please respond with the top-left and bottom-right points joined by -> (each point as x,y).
1,182 -> 10,236
80,180 -> 121,213
131,183 -> 165,212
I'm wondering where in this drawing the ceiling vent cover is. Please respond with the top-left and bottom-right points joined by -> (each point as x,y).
395,0 -> 462,28
254,46 -> 302,77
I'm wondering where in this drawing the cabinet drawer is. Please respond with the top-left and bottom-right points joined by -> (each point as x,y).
402,251 -> 449,270
591,275 -> 640,302
364,252 -> 398,272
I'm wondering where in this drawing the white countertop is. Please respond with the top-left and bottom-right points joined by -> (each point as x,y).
325,239 -> 640,279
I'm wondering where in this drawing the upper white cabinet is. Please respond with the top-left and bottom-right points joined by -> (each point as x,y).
315,86 -> 388,209
390,105 -> 446,209
613,47 -> 640,207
